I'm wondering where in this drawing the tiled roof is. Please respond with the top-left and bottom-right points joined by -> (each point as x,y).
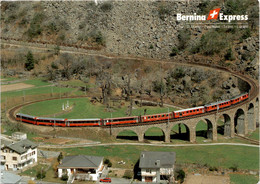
3,139 -> 37,154
58,155 -> 103,169
139,151 -> 176,169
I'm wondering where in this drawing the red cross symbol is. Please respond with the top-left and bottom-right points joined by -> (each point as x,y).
207,8 -> 221,20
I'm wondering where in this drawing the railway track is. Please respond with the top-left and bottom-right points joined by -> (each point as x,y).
4,39 -> 259,129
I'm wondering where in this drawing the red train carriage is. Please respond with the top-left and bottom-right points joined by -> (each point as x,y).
142,112 -> 173,123
173,106 -> 204,118
230,93 -> 248,105
104,116 -> 139,125
36,117 -> 66,126
16,113 -> 37,125
66,119 -> 102,127
204,100 -> 231,112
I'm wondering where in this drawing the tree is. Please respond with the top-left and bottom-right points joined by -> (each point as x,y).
59,53 -> 73,80
25,51 -> 34,71
57,152 -> 63,162
61,174 -> 68,181
177,169 -> 185,183
104,158 -> 112,167
36,169 -> 46,179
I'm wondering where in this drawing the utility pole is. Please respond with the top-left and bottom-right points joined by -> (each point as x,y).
167,107 -> 169,125
110,113 -> 112,136
23,91 -> 25,103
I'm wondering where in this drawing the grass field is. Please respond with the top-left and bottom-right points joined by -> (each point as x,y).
59,145 -> 259,170
1,85 -> 75,99
230,174 -> 258,184
19,97 -> 176,118
249,128 -> 259,141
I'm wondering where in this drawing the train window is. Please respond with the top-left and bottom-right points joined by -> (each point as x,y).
166,114 -> 168,117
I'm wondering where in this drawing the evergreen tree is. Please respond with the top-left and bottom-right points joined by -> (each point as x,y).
25,51 -> 34,71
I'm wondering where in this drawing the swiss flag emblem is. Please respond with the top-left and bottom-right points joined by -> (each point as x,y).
207,8 -> 221,20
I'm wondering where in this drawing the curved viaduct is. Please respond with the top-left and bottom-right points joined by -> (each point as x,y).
104,98 -> 259,143
4,40 -> 259,143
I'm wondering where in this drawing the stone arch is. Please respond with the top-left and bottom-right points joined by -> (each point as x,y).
217,114 -> 232,137
170,123 -> 190,142
247,103 -> 255,131
195,119 -> 214,141
116,129 -> 138,141
256,98 -> 259,127
144,127 -> 165,142
234,108 -> 245,135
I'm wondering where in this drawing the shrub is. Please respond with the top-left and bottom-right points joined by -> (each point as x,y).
25,51 -> 35,71
170,47 -> 179,57
104,159 -> 112,167
177,169 -> 186,183
209,166 -> 218,171
149,44 -> 154,49
200,31 -> 226,55
241,28 -> 251,40
54,45 -> 60,55
36,169 -> 46,179
47,22 -> 59,33
27,24 -> 42,38
100,2 -> 113,12
173,67 -> 185,79
61,174 -> 68,181
224,48 -> 235,61
224,0 -> 249,15
57,152 -> 63,162
158,5 -> 170,20
229,164 -> 238,172
31,13 -> 45,25
152,80 -> 165,94
89,31 -> 105,45
123,170 -> 133,179
178,29 -> 191,50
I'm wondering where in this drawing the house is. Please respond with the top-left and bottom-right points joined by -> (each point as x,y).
58,155 -> 104,182
1,139 -> 38,171
139,151 -> 176,183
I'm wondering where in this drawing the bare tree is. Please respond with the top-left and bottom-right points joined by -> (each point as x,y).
98,69 -> 111,105
59,53 -> 73,80
122,74 -> 132,101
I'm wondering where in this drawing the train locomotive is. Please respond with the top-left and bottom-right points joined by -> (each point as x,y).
16,93 -> 249,127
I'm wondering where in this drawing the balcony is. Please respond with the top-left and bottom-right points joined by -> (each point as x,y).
141,171 -> 157,176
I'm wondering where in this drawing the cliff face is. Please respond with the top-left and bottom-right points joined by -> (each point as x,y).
1,1 -> 259,78
1,1 -> 201,58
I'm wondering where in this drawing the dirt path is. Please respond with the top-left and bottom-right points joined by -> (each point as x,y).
39,142 -> 260,148
1,83 -> 34,92
184,174 -> 230,184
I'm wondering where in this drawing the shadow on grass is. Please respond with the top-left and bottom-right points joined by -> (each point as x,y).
116,136 -> 138,141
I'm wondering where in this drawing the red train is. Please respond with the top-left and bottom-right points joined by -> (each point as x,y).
16,93 -> 249,127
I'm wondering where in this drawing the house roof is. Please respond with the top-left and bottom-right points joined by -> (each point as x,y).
3,139 -> 37,154
139,151 -> 176,169
1,139 -> 12,149
58,155 -> 103,169
1,170 -> 21,184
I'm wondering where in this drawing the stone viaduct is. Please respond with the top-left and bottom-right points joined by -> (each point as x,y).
103,96 -> 259,143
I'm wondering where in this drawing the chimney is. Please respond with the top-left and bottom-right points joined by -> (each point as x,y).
141,154 -> 145,158
155,160 -> 160,166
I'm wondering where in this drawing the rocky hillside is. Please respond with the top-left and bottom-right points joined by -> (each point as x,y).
1,0 -> 259,79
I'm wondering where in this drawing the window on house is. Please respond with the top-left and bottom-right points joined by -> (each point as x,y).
13,157 -> 17,161
13,164 -> 17,168
146,169 -> 152,173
